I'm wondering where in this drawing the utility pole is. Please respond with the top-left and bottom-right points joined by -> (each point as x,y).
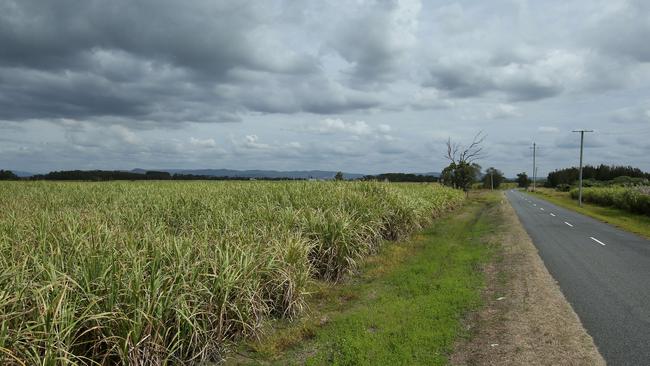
490,171 -> 494,190
530,142 -> 537,191
572,130 -> 593,207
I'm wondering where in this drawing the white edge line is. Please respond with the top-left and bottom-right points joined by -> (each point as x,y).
564,221 -> 573,227
590,237 -> 606,246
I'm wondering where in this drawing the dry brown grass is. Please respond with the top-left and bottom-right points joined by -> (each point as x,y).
451,193 -> 605,366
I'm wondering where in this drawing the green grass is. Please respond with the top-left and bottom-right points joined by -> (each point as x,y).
530,188 -> 650,239
0,181 -> 464,364
234,193 -> 499,366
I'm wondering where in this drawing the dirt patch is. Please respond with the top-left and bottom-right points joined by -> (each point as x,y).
451,193 -> 605,366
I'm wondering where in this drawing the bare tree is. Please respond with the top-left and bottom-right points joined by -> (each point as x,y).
441,131 -> 485,192
445,131 -> 485,164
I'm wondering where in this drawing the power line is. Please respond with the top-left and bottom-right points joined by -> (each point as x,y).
572,130 -> 593,207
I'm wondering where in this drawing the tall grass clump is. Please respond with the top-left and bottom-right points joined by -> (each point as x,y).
0,181 -> 463,364
570,186 -> 650,215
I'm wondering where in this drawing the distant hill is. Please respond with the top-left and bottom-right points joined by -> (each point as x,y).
131,168 -> 365,180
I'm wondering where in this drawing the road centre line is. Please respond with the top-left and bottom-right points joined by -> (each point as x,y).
565,221 -> 574,227
590,237 -> 606,246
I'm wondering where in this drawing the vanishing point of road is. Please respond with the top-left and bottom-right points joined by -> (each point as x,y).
506,190 -> 650,366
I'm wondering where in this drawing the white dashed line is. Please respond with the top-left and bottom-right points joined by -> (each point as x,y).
564,221 -> 574,227
533,204 -> 537,206
540,207 -> 545,211
550,213 -> 556,217
590,237 -> 606,246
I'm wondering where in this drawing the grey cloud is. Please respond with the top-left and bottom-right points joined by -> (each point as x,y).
555,135 -> 607,149
0,0 -> 362,125
0,67 -> 147,120
501,77 -> 561,102
615,136 -> 649,150
424,59 -> 564,101
374,135 -> 407,155
0,1 -> 316,77
538,126 -> 560,133
238,75 -> 380,115
424,64 -> 491,98
610,105 -> 650,124
587,0 -> 650,63
2,0 -> 650,175
329,0 -> 420,85
485,104 -> 521,119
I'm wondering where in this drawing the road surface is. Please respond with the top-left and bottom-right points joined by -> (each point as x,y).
506,190 -> 650,366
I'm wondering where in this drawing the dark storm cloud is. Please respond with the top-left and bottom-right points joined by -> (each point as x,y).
0,67 -> 147,120
0,1 -> 316,77
0,0 -> 380,124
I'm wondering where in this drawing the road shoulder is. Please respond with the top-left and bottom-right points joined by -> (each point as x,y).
451,192 -> 605,365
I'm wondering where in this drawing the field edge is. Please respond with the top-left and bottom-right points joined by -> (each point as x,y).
226,192 -> 500,365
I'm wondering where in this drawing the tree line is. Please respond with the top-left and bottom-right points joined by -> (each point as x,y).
1,170 -> 306,181
545,164 -> 650,187
362,173 -> 438,182
1,169 -> 446,182
0,170 -> 19,180
2,169 -> 441,182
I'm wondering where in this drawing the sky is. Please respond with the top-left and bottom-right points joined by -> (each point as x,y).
1,0 -> 650,177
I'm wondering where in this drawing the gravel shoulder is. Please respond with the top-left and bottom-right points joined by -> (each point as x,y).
451,192 -> 605,366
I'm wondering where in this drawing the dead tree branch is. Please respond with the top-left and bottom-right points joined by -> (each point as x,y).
445,131 -> 485,164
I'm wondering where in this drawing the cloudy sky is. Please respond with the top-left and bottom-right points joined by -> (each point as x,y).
1,0 -> 650,176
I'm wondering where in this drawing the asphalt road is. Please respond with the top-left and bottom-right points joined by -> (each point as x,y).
506,190 -> 650,366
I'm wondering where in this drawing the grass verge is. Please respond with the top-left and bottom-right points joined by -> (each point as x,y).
228,192 -> 499,365
451,192 -> 604,365
529,188 -> 650,239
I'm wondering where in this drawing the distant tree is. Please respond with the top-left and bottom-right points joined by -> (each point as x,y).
145,171 -> 172,180
362,173 -> 437,182
334,171 -> 344,181
441,132 -> 485,192
482,167 -> 504,189
516,172 -> 530,188
545,164 -> 649,187
30,170 -> 309,181
0,170 -> 19,180
440,163 -> 456,187
441,162 -> 482,190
